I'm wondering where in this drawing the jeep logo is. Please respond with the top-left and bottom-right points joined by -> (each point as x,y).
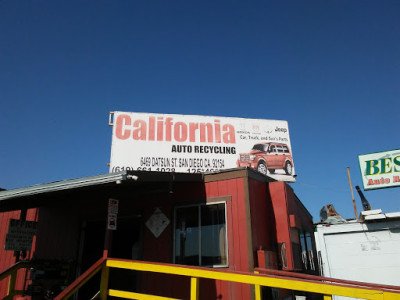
275,127 -> 287,133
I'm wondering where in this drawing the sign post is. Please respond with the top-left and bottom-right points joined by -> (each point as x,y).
107,199 -> 119,230
104,199 -> 119,257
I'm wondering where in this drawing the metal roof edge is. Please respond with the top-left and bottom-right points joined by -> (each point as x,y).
203,167 -> 277,183
0,171 -> 132,201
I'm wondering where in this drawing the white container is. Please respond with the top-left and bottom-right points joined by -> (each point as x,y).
315,216 -> 400,300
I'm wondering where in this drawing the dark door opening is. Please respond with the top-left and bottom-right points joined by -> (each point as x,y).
77,220 -> 105,299
109,216 -> 143,293
77,216 -> 142,299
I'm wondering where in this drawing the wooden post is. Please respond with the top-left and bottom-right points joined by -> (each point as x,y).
104,198 -> 118,257
99,263 -> 109,300
14,208 -> 28,262
346,167 -> 358,219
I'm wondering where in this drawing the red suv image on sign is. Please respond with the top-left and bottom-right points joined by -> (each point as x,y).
237,143 -> 293,176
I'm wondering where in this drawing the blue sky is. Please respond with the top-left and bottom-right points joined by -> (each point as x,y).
1,1 -> 399,220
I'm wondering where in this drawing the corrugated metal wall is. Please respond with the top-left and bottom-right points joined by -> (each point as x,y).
0,208 -> 38,299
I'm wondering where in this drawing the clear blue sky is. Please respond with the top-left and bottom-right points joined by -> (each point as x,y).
1,1 -> 399,220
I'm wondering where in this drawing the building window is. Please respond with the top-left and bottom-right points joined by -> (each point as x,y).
299,231 -> 315,271
174,202 -> 227,267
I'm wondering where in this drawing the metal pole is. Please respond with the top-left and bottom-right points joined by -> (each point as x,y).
346,167 -> 358,220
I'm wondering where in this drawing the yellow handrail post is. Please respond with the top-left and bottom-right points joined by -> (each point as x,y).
100,263 -> 110,300
254,271 -> 262,300
190,277 -> 199,300
323,295 -> 332,300
7,269 -> 18,298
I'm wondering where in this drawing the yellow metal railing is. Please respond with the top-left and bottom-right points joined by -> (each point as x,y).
0,261 -> 31,300
103,259 -> 400,300
4,257 -> 400,300
255,267 -> 400,300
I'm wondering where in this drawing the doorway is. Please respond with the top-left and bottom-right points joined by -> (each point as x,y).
77,216 -> 143,299
108,216 -> 143,293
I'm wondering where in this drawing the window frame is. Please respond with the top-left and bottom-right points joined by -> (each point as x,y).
269,145 -> 276,153
172,200 -> 229,268
299,230 -> 316,271
282,145 -> 290,153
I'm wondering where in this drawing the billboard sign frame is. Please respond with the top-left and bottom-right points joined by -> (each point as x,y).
109,111 -> 296,182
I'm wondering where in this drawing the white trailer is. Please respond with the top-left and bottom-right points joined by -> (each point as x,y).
314,211 -> 400,299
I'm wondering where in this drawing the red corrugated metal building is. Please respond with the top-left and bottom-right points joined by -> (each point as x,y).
0,168 -> 317,299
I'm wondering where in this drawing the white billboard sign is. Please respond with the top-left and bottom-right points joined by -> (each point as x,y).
358,149 -> 400,190
109,112 -> 296,182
